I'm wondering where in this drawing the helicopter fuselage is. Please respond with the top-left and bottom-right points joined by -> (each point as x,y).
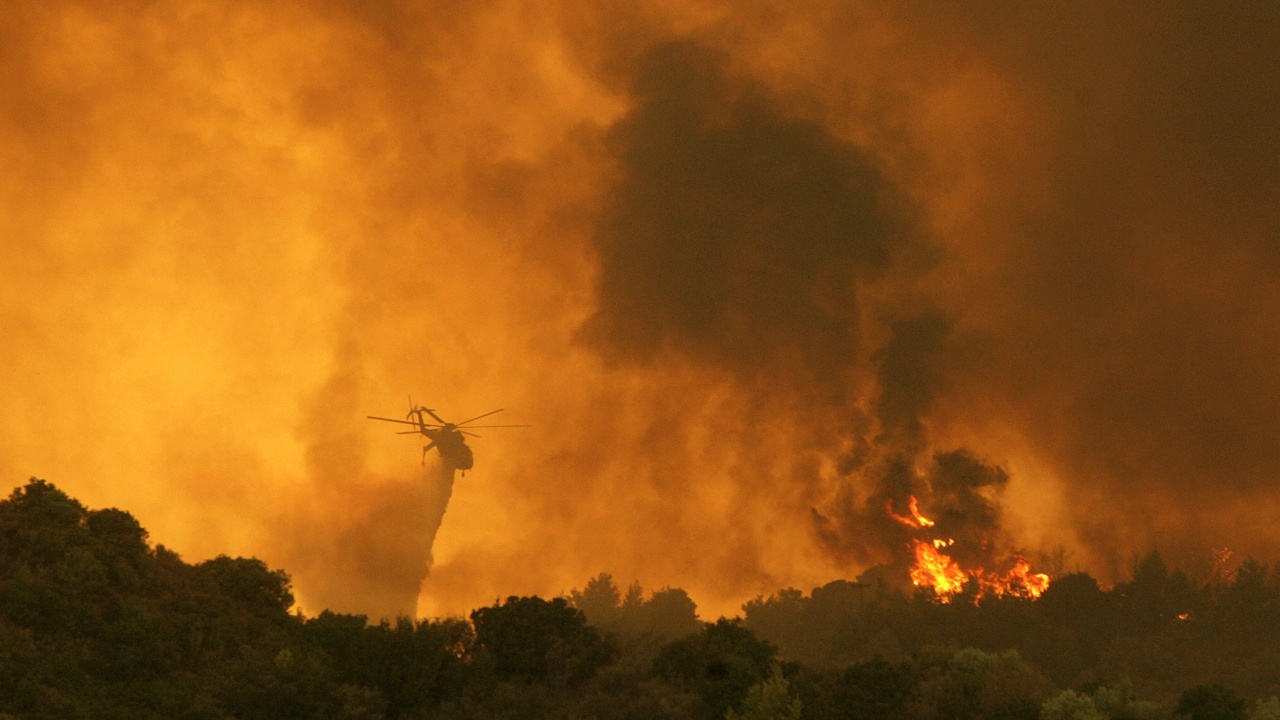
421,426 -> 474,470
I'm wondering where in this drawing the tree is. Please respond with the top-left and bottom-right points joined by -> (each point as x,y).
1038,573 -> 1107,625
1250,698 -> 1280,720
1041,690 -> 1106,720
1118,550 -> 1196,630
571,575 -> 702,642
726,664 -> 801,720
1223,558 -> 1275,628
627,587 -> 701,640
831,657 -> 915,720
1175,684 -> 1247,720
470,596 -> 613,685
198,555 -> 295,620
653,619 -> 778,720
305,611 -> 472,715
570,573 -> 623,628
1041,687 -> 1161,720
908,648 -> 1051,720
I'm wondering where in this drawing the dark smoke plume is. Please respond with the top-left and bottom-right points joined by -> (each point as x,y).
584,40 -> 916,401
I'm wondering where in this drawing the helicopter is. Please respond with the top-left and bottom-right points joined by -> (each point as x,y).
367,402 -> 529,471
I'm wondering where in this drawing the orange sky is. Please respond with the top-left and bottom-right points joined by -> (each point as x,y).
4,1 -> 1279,619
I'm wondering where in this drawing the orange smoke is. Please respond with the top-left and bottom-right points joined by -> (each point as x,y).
5,0 -> 1278,621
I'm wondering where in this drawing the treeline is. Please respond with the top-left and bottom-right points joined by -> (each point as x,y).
740,553 -> 1280,703
2,478 -> 1279,720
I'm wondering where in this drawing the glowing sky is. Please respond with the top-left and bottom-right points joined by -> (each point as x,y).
3,1 -> 1278,618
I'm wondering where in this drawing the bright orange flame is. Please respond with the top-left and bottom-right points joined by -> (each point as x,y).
893,495 -> 1050,602
909,539 -> 968,601
888,495 -> 936,529
907,544 -> 1050,602
974,556 -> 1050,600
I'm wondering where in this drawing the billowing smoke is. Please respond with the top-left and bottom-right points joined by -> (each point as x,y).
583,39 -> 911,399
3,1 -> 1279,617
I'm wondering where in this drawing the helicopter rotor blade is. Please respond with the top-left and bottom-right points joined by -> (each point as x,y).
461,431 -> 482,438
368,415 -> 418,426
396,430 -> 422,435
455,409 -> 504,426
456,424 -> 531,428
370,415 -> 444,428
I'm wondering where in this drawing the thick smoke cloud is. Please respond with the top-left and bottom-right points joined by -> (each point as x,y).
872,314 -> 949,454
3,0 -> 1279,618
584,40 -> 911,399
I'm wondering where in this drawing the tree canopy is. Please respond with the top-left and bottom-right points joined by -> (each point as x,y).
5,479 -> 1280,719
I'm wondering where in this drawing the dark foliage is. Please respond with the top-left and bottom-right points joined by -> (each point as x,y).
743,550 -> 1280,704
470,595 -> 614,686
1175,684 -> 1248,720
653,619 -> 778,720
6,479 -> 1280,719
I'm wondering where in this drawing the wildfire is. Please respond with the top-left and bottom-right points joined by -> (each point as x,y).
892,496 -> 1051,603
910,539 -> 968,598
887,496 -> 936,528
974,555 -> 1051,600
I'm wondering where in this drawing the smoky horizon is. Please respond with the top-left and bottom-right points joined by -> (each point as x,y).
3,1 -> 1278,620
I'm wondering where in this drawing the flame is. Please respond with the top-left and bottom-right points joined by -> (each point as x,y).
975,556 -> 1050,600
888,496 -> 936,529
910,539 -> 968,601
894,496 -> 1050,602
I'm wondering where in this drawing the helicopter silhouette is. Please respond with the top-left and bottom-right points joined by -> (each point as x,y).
367,402 -> 529,471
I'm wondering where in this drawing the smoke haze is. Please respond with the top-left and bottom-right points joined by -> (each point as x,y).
3,0 -> 1278,616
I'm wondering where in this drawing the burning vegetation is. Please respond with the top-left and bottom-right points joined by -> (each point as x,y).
816,448 -> 1053,605
891,495 -> 1050,603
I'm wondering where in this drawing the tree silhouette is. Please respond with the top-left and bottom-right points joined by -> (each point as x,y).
653,619 -> 778,720
1175,684 -> 1247,720
470,595 -> 613,685
726,664 -> 802,720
